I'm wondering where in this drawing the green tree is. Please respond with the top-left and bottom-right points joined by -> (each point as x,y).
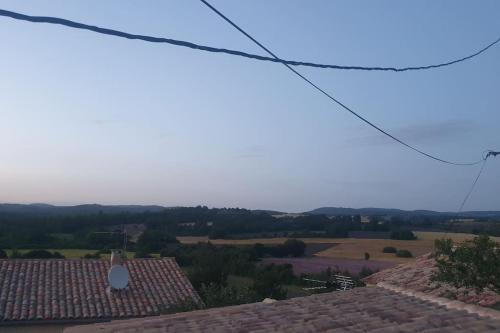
433,235 -> 500,293
282,239 -> 306,257
136,230 -> 178,252
251,265 -> 289,300
199,283 -> 257,308
189,244 -> 229,289
390,230 -> 417,240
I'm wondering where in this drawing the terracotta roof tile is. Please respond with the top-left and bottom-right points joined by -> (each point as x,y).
64,287 -> 500,333
0,258 -> 201,324
364,253 -> 500,307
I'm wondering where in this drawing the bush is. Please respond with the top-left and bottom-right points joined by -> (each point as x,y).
395,249 -> 413,258
134,250 -> 153,259
359,267 -> 377,279
251,266 -> 288,300
136,230 -> 178,252
382,246 -> 397,253
282,239 -> 306,257
82,252 -> 101,259
0,249 -> 7,258
433,235 -> 500,293
160,244 -> 195,266
189,244 -> 229,289
21,250 -> 66,259
10,249 -> 22,258
199,283 -> 257,308
251,240 -> 306,258
390,230 -> 416,240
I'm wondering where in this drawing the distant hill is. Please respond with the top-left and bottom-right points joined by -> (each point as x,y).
1,203 -> 499,219
0,203 -> 166,216
307,207 -> 500,219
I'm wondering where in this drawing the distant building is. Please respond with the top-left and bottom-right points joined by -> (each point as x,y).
360,215 -> 371,223
0,257 -> 201,332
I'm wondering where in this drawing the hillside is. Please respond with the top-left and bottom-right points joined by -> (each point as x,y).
0,203 -> 166,216
307,207 -> 500,218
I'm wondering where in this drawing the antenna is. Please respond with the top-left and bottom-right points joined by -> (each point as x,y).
92,227 -> 128,257
108,264 -> 129,289
302,275 -> 355,292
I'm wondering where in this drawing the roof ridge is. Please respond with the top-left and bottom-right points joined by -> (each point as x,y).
377,282 -> 500,320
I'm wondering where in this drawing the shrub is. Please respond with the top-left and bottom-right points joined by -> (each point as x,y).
251,267 -> 288,300
82,252 -> 101,259
0,249 -> 7,259
282,239 -> 306,257
433,235 -> 500,293
22,250 -> 65,259
199,283 -> 257,308
189,244 -> 229,289
10,249 -> 22,258
390,230 -> 416,240
134,250 -> 153,259
382,246 -> 397,253
160,244 -> 195,266
136,230 -> 178,252
359,267 -> 377,279
395,249 -> 413,258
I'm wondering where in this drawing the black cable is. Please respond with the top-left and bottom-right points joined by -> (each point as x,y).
199,0 -> 485,167
0,8 -> 499,72
457,150 -> 499,212
458,158 -> 488,213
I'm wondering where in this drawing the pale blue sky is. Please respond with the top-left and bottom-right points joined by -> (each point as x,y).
0,0 -> 499,212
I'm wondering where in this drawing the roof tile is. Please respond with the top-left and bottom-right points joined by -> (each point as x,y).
65,287 -> 500,333
0,258 -> 201,324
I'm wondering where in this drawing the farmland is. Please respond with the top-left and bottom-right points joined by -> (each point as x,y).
178,231 -> 499,264
261,257 -> 395,275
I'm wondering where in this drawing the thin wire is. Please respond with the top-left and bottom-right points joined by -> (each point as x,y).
199,0 -> 485,167
0,8 -> 499,72
443,157 -> 489,239
458,158 -> 488,213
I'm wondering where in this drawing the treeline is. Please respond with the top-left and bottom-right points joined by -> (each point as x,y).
1,206 -> 498,249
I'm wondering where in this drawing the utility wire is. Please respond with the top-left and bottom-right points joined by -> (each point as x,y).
0,8 -> 499,72
458,158 -> 488,213
458,150 -> 499,212
199,0 -> 485,166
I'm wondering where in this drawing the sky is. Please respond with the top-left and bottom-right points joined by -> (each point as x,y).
0,0 -> 499,213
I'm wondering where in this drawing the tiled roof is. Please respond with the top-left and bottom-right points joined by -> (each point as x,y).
364,253 -> 500,307
65,287 -> 500,333
0,258 -> 201,324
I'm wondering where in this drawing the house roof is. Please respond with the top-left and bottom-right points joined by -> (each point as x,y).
0,258 -> 201,324
363,253 -> 500,307
65,286 -> 500,333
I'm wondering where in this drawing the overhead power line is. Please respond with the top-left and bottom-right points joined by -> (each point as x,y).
458,150 -> 499,212
199,0 -> 487,167
0,8 -> 499,72
458,159 -> 488,213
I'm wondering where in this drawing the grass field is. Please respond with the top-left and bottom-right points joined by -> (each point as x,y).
178,232 -> 500,263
